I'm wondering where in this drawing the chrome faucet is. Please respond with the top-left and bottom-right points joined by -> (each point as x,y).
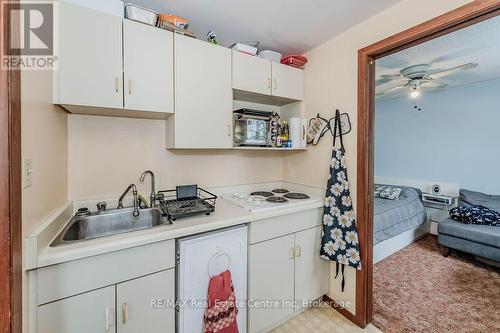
117,184 -> 140,217
139,170 -> 156,208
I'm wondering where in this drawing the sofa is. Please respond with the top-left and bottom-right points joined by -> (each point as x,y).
438,189 -> 500,263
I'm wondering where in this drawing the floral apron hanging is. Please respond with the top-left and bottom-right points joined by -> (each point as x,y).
320,109 -> 361,291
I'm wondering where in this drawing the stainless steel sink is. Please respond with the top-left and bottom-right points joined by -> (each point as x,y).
50,207 -> 170,247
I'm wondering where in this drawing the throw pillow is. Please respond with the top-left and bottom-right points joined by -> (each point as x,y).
374,185 -> 402,200
449,205 -> 500,227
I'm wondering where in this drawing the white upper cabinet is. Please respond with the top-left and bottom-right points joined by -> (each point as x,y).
168,35 -> 232,148
271,62 -> 304,100
232,51 -> 304,103
123,20 -> 174,114
232,51 -> 272,95
56,1 -> 123,109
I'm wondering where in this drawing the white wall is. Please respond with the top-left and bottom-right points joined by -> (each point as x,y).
68,114 -> 285,200
21,70 -> 68,332
376,79 -> 500,194
63,0 -> 123,16
283,0 -> 472,315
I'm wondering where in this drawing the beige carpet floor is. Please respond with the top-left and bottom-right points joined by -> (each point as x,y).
373,235 -> 500,333
272,306 -> 381,333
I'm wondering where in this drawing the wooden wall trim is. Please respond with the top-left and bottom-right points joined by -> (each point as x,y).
0,0 -> 22,332
352,0 -> 500,329
360,0 -> 500,58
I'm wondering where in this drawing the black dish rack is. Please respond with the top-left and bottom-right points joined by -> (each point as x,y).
157,186 -> 217,221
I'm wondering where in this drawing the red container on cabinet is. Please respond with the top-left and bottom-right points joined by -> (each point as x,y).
281,55 -> 308,68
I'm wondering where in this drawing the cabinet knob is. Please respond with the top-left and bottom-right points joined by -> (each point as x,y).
267,78 -> 271,89
121,302 -> 128,324
289,247 -> 295,259
105,307 -> 114,331
273,79 -> 277,90
115,77 -> 119,93
295,245 -> 302,258
227,124 -> 231,137
128,79 -> 132,95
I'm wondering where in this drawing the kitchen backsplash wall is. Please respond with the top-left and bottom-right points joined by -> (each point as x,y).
68,114 -> 285,200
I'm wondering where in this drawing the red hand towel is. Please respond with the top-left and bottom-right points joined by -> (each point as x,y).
204,270 -> 239,333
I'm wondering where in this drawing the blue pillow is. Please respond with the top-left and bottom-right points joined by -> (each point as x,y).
449,205 -> 500,227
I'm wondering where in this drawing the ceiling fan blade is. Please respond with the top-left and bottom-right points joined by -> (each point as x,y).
376,84 -> 405,96
376,74 -> 402,85
422,80 -> 448,89
380,74 -> 401,78
376,78 -> 394,85
428,63 -> 478,79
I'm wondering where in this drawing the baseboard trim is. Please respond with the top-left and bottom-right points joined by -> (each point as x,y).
322,295 -> 364,328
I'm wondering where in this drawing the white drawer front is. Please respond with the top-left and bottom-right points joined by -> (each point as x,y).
38,240 -> 175,305
249,209 -> 322,244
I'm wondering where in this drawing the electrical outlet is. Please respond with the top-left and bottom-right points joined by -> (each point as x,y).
23,159 -> 33,188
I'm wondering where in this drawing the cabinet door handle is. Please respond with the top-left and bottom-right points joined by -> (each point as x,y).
128,79 -> 132,95
289,247 -> 295,259
105,307 -> 114,331
227,124 -> 231,137
267,78 -> 271,89
121,302 -> 128,324
273,79 -> 277,90
295,245 -> 302,258
115,77 -> 119,93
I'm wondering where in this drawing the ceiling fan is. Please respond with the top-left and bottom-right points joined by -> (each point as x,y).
376,63 -> 478,98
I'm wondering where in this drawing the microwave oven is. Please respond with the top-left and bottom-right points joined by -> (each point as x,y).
233,109 -> 279,147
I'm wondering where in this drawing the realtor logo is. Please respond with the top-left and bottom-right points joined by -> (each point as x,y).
2,1 -> 58,70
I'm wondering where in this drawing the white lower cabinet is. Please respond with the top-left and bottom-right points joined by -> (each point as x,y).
38,285 -> 115,333
117,270 -> 175,333
248,234 -> 295,333
294,227 -> 330,307
38,269 -> 176,333
248,226 -> 329,333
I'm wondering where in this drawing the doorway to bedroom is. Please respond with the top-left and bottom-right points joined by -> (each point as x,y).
370,13 -> 500,333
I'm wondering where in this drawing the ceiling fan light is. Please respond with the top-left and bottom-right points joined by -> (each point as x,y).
410,89 -> 420,99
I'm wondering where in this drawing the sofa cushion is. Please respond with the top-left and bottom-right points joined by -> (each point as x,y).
459,189 -> 500,213
438,234 -> 500,262
438,218 -> 500,249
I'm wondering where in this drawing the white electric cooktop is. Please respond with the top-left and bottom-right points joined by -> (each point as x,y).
223,187 -> 322,213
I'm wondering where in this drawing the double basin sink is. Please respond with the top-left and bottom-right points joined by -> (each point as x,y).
51,207 -> 171,247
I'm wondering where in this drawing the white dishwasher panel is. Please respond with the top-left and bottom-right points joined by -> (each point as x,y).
177,225 -> 247,333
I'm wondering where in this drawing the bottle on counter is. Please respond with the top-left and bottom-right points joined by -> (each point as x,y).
276,123 -> 283,148
281,121 -> 289,148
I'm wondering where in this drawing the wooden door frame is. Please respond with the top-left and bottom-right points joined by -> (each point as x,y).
354,0 -> 500,328
1,0 -> 22,332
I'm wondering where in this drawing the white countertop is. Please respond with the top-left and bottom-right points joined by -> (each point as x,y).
29,181 -> 324,269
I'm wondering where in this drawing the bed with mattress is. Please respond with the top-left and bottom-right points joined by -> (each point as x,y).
373,185 -> 429,263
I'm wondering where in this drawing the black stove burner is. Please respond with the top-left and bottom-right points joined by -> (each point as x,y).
266,196 -> 289,203
284,192 -> 310,200
250,191 -> 274,198
272,189 -> 290,194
